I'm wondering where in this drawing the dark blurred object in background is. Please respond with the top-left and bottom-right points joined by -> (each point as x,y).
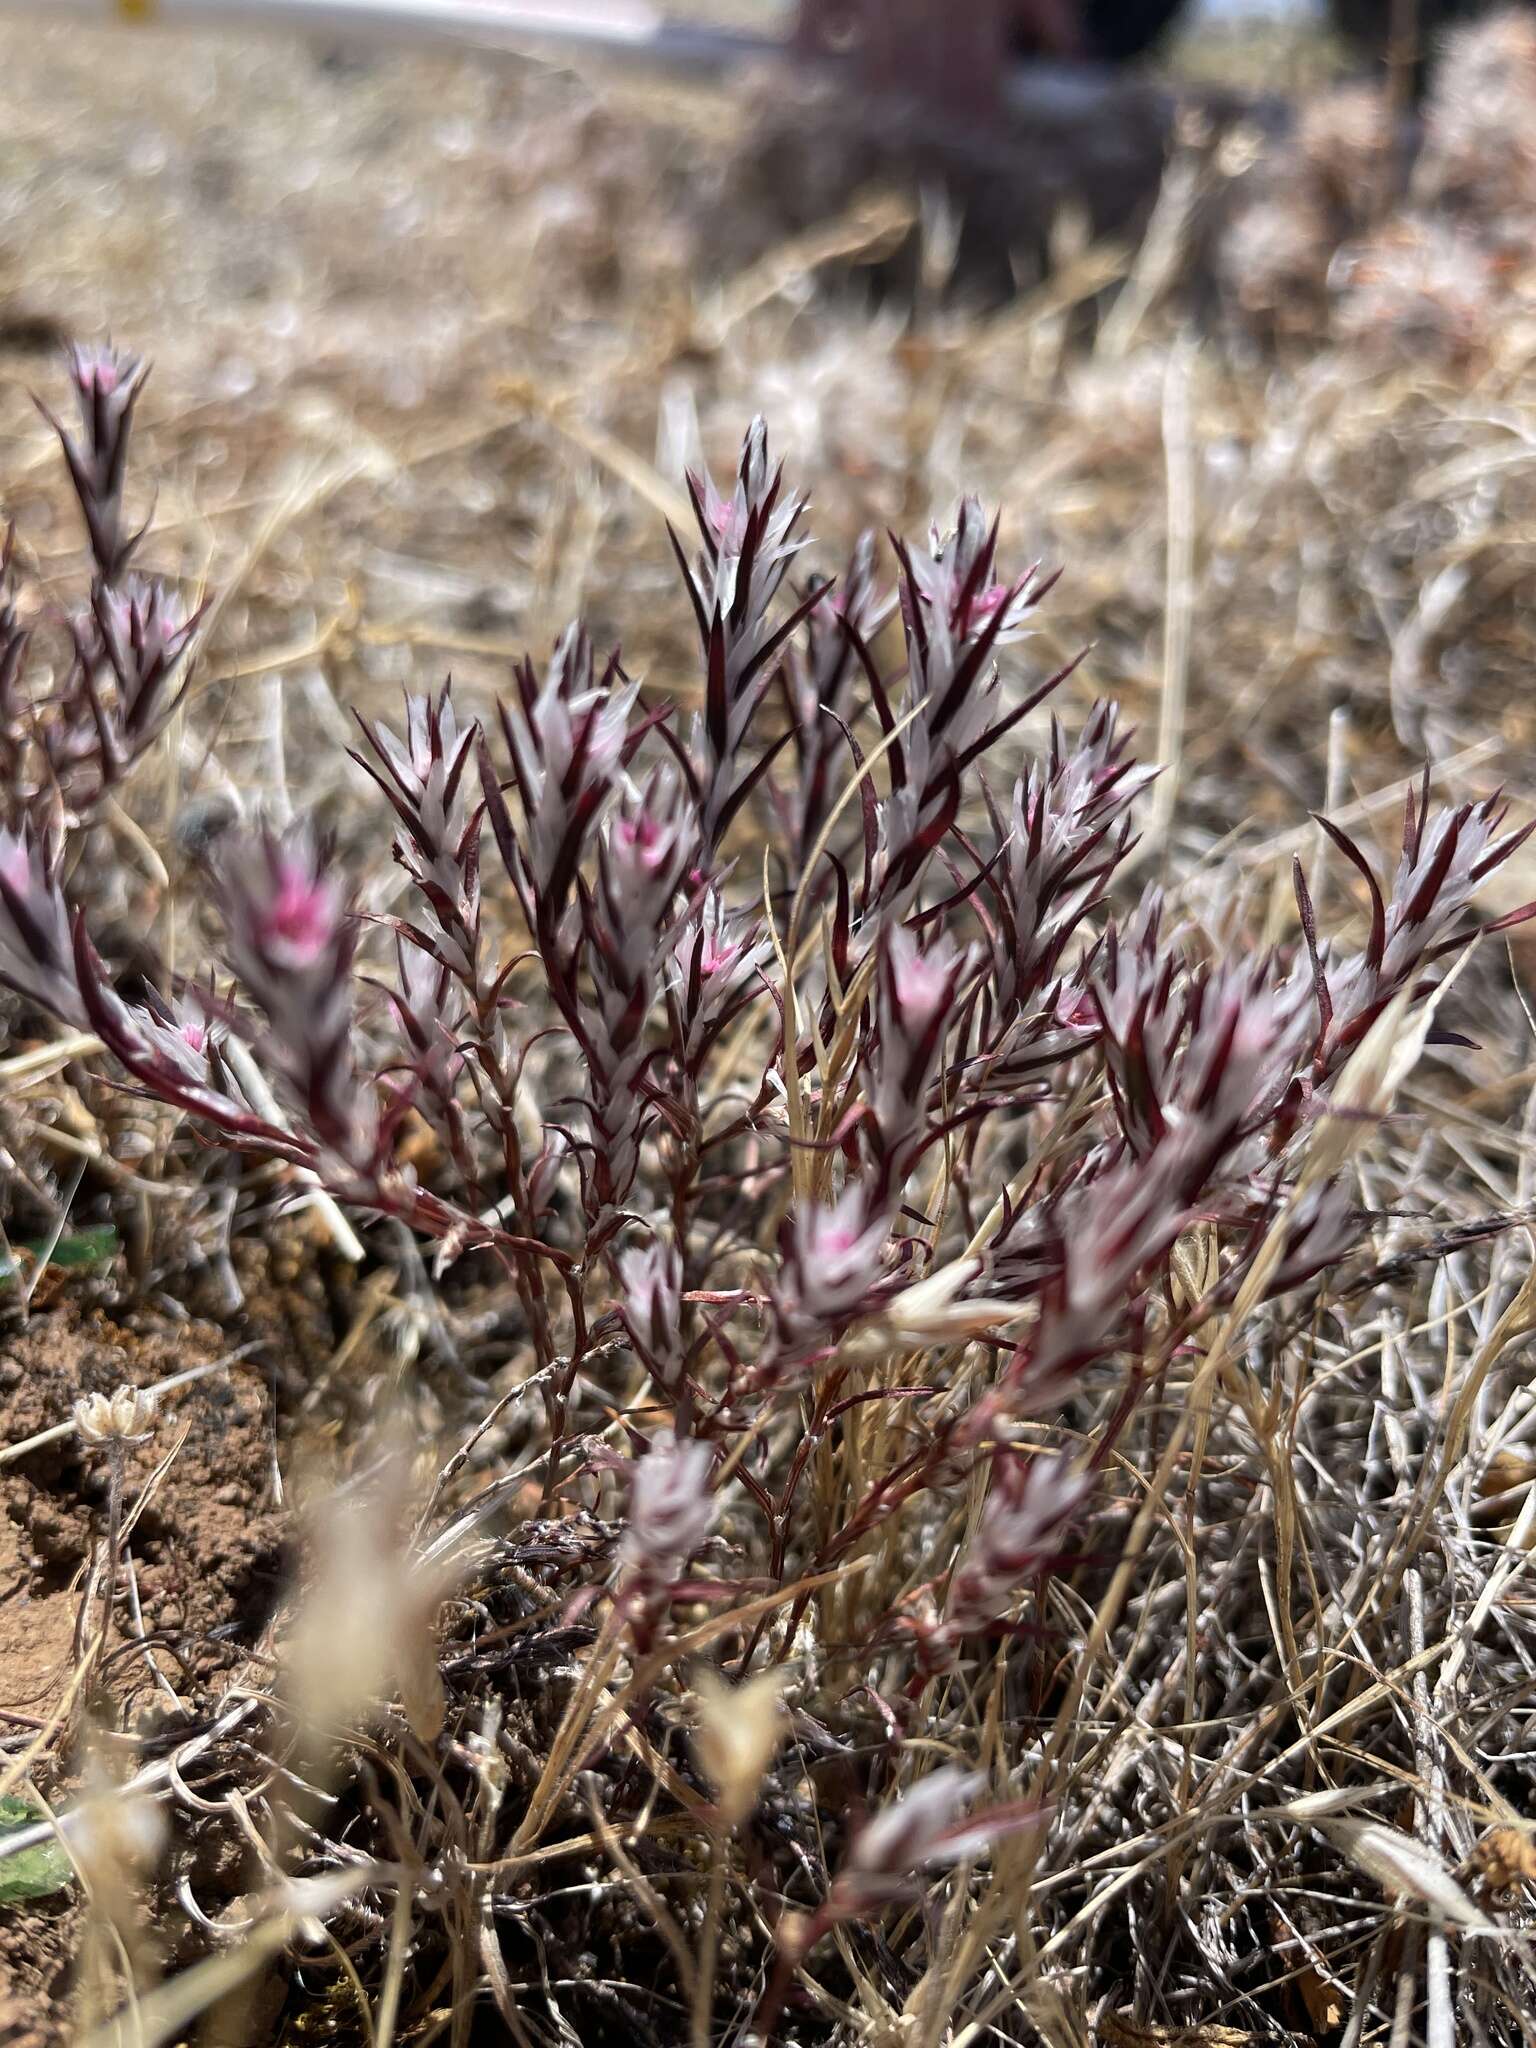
795,0 -> 1189,88
803,0 -> 1529,89
1330,0 -> 1491,58
1014,0 -> 1189,61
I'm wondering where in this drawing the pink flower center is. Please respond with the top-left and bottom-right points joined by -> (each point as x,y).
0,843 -> 32,895
964,582 -> 1018,632
1055,988 -> 1098,1031
895,955 -> 950,1019
262,868 -> 334,965
620,811 -> 682,876
708,495 -> 747,551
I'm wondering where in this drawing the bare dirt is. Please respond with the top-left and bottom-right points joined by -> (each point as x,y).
0,1301 -> 281,1724
0,1236 -> 360,2039
0,1279 -> 294,2042
0,1899 -> 73,2048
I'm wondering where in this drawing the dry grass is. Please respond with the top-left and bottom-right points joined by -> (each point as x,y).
4,9 -> 1536,2048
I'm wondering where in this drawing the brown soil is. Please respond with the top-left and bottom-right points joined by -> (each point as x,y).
0,1293 -> 284,2041
0,1300 -> 282,1722
0,1900 -> 74,2048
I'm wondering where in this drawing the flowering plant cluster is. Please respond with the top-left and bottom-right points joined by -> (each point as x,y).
1,346 -> 197,846
3,359 -> 1532,2003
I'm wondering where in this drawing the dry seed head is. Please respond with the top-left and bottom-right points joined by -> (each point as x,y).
1330,216 -> 1500,368
68,1744 -> 169,1994
1219,193 -> 1332,339
871,1257 -> 1027,1350
283,1449 -> 450,1752
1320,1817 -> 1496,1932
1301,970 -> 1460,1187
69,1777 -> 166,1881
1295,81 -> 1393,218
1420,8 -> 1536,220
1476,1824 -> 1536,1894
692,1666 -> 785,1826
73,1383 -> 158,1449
1480,1448 -> 1536,1501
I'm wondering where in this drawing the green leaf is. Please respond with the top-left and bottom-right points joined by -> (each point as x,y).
0,1796 -> 75,1906
40,1225 -> 120,1270
0,1225 -> 120,1291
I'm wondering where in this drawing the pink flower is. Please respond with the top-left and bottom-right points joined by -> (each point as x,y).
971,582 -> 1014,623
699,931 -> 742,979
621,1431 -> 717,1588
940,1454 -> 1093,1647
219,827 -> 368,1159
1053,983 -> 1099,1033
769,1181 -> 894,1361
70,342 -> 129,399
47,343 -> 149,580
259,863 -> 343,970
704,485 -> 747,553
864,929 -> 970,1183
617,1236 -> 686,1391
0,836 -> 31,897
0,827 -> 84,1025
884,926 -> 958,1035
597,774 -> 695,968
827,1767 -> 1028,1919
613,806 -> 679,875
797,1184 -> 890,1311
